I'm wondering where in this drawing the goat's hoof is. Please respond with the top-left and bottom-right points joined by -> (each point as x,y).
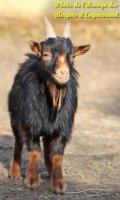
8,161 -> 21,179
52,179 -> 66,194
24,175 -> 40,190
8,174 -> 22,180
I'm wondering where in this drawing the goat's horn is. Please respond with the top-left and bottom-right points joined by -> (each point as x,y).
44,17 -> 57,39
63,20 -> 70,38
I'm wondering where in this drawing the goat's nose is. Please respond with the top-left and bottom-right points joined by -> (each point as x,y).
60,69 -> 69,76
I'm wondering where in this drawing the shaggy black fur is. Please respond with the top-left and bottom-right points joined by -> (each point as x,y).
8,37 -> 78,153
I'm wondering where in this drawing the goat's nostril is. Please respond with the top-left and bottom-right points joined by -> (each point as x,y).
65,71 -> 69,75
60,69 -> 69,76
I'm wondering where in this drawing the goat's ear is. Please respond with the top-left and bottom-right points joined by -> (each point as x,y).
73,45 -> 90,56
29,40 -> 41,55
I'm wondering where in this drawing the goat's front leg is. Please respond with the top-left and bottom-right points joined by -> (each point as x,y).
50,136 -> 67,194
24,138 -> 41,189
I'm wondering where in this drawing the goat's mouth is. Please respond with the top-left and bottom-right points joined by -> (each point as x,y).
52,74 -> 69,85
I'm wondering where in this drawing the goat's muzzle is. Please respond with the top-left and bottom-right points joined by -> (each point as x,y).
53,67 -> 70,85
53,54 -> 70,85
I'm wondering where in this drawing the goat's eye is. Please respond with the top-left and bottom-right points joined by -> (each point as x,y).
43,53 -> 50,57
42,52 -> 52,61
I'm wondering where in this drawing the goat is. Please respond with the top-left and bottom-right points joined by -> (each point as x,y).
8,18 -> 90,194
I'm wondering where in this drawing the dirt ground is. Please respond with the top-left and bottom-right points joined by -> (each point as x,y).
0,19 -> 120,200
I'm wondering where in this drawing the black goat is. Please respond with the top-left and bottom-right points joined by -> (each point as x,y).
8,18 -> 90,194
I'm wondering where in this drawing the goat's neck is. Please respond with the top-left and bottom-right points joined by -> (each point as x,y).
46,81 -> 66,111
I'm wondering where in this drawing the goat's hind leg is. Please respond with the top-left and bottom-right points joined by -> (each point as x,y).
9,123 -> 24,179
43,137 -> 52,178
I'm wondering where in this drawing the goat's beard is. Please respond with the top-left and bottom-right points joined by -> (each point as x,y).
46,81 -> 66,114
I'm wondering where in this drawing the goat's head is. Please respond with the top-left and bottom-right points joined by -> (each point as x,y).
29,18 -> 90,86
